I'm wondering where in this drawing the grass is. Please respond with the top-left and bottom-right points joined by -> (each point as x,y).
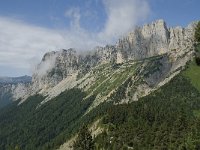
86,54 -> 167,100
87,64 -> 112,94
98,65 -> 137,97
87,55 -> 165,98
195,44 -> 200,52
193,110 -> 200,118
87,62 -> 138,97
183,60 -> 200,91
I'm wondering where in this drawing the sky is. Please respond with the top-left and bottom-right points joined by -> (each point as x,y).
0,0 -> 199,77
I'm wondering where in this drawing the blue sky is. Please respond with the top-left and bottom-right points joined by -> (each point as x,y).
0,0 -> 107,32
0,0 -> 199,77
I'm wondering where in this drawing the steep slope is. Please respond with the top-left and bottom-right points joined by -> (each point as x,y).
0,89 -> 98,150
1,61 -> 199,150
6,20 -> 195,107
0,20 -> 198,150
58,60 -> 200,150
93,71 -> 200,150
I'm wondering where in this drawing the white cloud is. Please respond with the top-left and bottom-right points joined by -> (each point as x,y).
0,16 -> 100,76
35,53 -> 58,77
99,0 -> 150,41
0,17 -> 66,64
65,7 -> 81,29
0,0 -> 150,76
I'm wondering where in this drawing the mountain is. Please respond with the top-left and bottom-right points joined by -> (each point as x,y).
0,76 -> 31,84
8,19 -> 196,105
0,20 -> 199,150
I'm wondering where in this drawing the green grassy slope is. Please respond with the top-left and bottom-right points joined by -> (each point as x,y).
196,44 -> 200,52
183,60 -> 200,91
86,62 -> 139,97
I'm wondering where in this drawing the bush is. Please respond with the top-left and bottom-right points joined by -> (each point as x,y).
195,21 -> 200,43
73,125 -> 94,150
196,57 -> 200,66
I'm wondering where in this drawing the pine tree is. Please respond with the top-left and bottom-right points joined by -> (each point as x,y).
195,21 -> 200,65
195,21 -> 200,43
73,125 -> 94,150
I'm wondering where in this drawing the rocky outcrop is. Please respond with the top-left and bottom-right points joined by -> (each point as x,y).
118,20 -> 194,60
77,19 -> 194,70
32,49 -> 78,92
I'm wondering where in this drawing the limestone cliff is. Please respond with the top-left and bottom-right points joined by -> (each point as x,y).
32,49 -> 78,92
3,20 -> 197,106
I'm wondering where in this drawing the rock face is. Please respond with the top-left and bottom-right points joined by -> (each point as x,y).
32,49 -> 78,92
118,20 -> 194,60
1,19 -> 196,105
117,20 -> 169,60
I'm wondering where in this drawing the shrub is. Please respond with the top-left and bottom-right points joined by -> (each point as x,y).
195,57 -> 200,66
195,21 -> 200,43
73,125 -> 94,150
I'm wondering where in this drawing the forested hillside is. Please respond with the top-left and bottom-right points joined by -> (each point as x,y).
0,89 -> 99,150
95,72 -> 200,150
1,60 -> 200,150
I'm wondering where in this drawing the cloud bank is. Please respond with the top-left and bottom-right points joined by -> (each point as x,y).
0,0 -> 150,76
100,0 -> 150,41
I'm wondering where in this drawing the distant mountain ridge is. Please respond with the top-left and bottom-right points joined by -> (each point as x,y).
0,75 -> 32,84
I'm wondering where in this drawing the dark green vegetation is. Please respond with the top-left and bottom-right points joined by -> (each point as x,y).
95,74 -> 200,150
73,125 -> 94,150
0,87 -> 113,150
0,22 -> 200,150
195,44 -> 200,53
0,89 -> 98,150
0,86 -> 12,109
183,61 -> 200,91
195,21 -> 200,66
195,21 -> 200,43
195,56 -> 200,66
1,63 -> 200,150
195,43 -> 200,66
